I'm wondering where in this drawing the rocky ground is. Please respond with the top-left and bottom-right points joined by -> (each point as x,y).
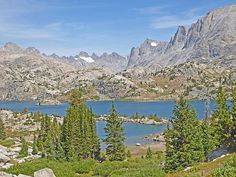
0,110 -> 40,171
0,110 -> 61,170
0,168 -> 56,177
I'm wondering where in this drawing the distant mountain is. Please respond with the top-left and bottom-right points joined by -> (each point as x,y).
0,4 -> 235,102
49,51 -> 128,73
127,4 -> 236,70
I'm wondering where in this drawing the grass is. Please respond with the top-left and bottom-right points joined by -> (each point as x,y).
167,153 -> 235,177
6,130 -> 34,138
0,139 -> 15,148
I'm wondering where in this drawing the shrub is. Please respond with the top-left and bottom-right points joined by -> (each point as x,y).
213,155 -> 236,177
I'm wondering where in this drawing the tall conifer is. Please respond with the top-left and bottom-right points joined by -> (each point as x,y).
61,89 -> 100,160
104,104 -> 126,161
229,86 -> 236,149
0,117 -> 6,140
165,96 -> 205,172
211,87 -> 231,146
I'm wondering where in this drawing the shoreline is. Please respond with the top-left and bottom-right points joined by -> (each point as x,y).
95,116 -> 168,125
0,98 -> 212,106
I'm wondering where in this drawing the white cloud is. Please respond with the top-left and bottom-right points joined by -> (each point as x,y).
135,6 -> 163,14
0,22 -> 86,41
151,8 -> 203,29
0,0 -> 87,41
151,16 -> 199,29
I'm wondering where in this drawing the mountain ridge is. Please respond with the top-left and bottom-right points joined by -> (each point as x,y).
2,4 -> 235,72
0,4 -> 235,102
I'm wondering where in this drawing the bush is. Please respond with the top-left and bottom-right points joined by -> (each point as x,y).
6,155 -> 165,177
213,155 -> 236,177
6,159 -> 96,177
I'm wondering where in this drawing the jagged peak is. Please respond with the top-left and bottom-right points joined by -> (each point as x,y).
49,53 -> 60,59
2,42 -> 23,52
25,47 -> 40,54
79,51 -> 89,57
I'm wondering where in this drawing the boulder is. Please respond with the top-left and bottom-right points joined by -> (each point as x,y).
16,174 -> 31,177
0,172 -> 31,177
207,148 -> 228,161
0,146 -> 8,155
34,168 -> 56,177
0,171 -> 13,177
0,153 -> 10,163
1,163 -> 13,169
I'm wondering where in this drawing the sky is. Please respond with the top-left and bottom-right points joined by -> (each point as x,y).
0,0 -> 235,56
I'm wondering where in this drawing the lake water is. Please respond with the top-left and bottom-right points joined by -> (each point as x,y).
0,100 -> 217,145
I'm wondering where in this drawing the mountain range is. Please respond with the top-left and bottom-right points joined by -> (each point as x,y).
0,4 -> 235,103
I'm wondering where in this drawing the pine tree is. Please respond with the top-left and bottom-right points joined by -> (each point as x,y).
89,107 -> 100,159
61,89 -> 100,161
201,122 -> 220,159
211,87 -> 231,147
104,104 -> 126,161
0,117 -> 6,140
165,96 -> 205,172
32,134 -> 38,155
19,138 -> 28,158
61,106 -> 79,160
146,146 -> 152,159
37,115 -> 61,159
229,86 -> 236,149
127,150 -> 131,158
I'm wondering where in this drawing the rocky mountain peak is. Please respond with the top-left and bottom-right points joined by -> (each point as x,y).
25,47 -> 40,55
79,51 -> 89,57
2,42 -> 23,53
49,53 -> 60,59
127,4 -> 236,71
168,26 -> 187,48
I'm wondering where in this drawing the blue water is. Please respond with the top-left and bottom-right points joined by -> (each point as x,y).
0,100 -> 217,145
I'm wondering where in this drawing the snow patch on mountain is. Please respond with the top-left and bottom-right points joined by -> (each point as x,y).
150,42 -> 158,47
79,56 -> 95,63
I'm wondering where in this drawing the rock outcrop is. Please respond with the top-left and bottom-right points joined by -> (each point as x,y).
0,168 -> 55,177
34,168 -> 56,177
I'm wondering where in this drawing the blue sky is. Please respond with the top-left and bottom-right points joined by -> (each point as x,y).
0,0 -> 235,56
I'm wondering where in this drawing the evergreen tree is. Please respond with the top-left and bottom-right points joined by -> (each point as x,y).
19,138 -> 28,158
211,87 -> 231,147
0,117 -> 6,140
104,104 -> 126,161
89,107 -> 100,159
61,89 -> 100,161
165,96 -> 205,172
127,150 -> 131,158
201,122 -> 220,160
32,134 -> 38,155
229,86 -> 236,149
37,115 -> 61,159
146,146 -> 152,159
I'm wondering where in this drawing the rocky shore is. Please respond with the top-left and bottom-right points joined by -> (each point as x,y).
95,116 -> 168,125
